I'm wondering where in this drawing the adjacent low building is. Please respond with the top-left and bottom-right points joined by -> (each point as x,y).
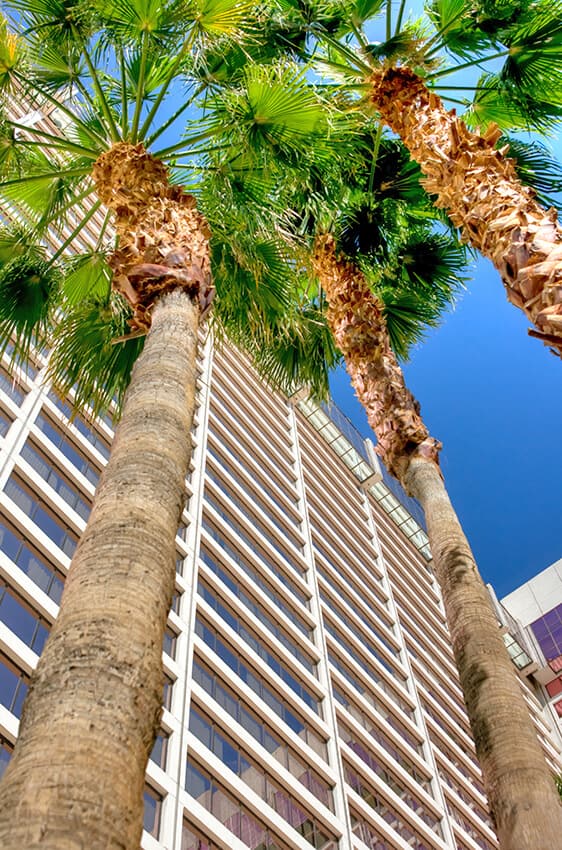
498,559 -> 562,740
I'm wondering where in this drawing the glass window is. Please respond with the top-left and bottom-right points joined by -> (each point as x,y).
0,581 -> 50,655
0,368 -> 26,404
5,476 -> 78,559
0,652 -> 29,717
0,408 -> 12,437
163,626 -> 177,660
143,786 -> 162,838
181,821 -> 219,850
0,734 -> 12,780
150,730 -> 169,770
162,674 -> 174,711
0,517 -> 64,604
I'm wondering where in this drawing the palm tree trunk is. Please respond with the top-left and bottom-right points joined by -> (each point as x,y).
0,288 -> 200,850
313,235 -> 562,849
405,457 -> 562,850
370,65 -> 562,356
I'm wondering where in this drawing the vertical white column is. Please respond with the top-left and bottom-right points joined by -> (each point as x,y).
164,331 -> 215,850
288,400 -> 353,850
360,491 -> 457,848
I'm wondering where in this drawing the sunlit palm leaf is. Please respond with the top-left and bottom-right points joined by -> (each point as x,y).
62,252 -> 112,303
47,296 -> 144,416
500,135 -> 562,210
186,0 -> 256,38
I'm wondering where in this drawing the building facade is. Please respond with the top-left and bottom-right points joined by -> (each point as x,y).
497,560 -> 562,736
1,337 -> 561,850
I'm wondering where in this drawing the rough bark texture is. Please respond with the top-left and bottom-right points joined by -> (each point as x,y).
314,235 -> 562,850
0,289 -> 199,850
406,459 -> 562,850
313,235 -> 441,480
371,65 -> 562,356
93,142 -> 213,333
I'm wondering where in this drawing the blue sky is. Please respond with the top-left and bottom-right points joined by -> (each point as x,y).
329,1 -> 562,599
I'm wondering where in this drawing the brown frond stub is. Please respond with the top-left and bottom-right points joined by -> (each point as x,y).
93,143 -> 213,333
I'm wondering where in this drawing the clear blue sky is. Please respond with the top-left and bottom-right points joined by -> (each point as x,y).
331,252 -> 561,599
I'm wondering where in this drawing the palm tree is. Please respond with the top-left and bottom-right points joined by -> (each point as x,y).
274,131 -> 562,848
0,4 -> 333,848
273,0 -> 562,355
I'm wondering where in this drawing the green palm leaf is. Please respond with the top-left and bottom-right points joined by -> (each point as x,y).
0,250 -> 61,362
62,252 -> 112,304
47,296 -> 144,416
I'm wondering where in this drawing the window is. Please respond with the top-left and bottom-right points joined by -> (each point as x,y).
163,625 -> 177,660
0,515 -> 64,603
0,579 -> 50,655
0,407 -> 12,437
0,651 -> 29,717
143,786 -> 162,838
150,730 -> 169,770
185,757 -> 336,850
20,440 -> 91,522
5,475 -> 78,559
0,734 -> 13,780
0,367 -> 26,404
34,413 -> 101,486
198,581 -> 319,711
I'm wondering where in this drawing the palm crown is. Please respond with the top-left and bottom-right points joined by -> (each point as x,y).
0,0 -> 340,411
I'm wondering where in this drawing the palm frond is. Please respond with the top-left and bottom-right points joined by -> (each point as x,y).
0,249 -> 61,365
62,251 -> 112,303
200,61 -> 328,159
47,296 -> 144,418
499,135 -> 562,211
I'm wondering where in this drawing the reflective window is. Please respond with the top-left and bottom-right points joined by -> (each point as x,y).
336,708 -> 428,788
162,674 -> 174,711
0,367 -> 26,405
198,581 -> 318,710
181,821 -> 220,850
143,785 -> 162,838
150,730 -> 169,770
0,516 -> 64,603
341,728 -> 440,832
202,522 -> 311,616
205,475 -> 304,576
192,661 -> 332,808
207,447 -> 302,545
203,501 -> 309,607
344,763 -> 438,850
5,476 -> 78,559
34,413 -> 101,486
47,392 -> 111,460
200,552 -> 315,671
0,408 -> 12,437
163,626 -> 177,660
0,579 -> 50,655
20,441 -> 91,522
193,633 -> 326,758
446,800 -> 496,850
0,651 -> 29,717
325,621 -> 410,715
185,757 -> 336,850
332,666 -> 421,754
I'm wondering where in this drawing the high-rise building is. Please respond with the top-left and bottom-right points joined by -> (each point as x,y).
2,336 -> 562,850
